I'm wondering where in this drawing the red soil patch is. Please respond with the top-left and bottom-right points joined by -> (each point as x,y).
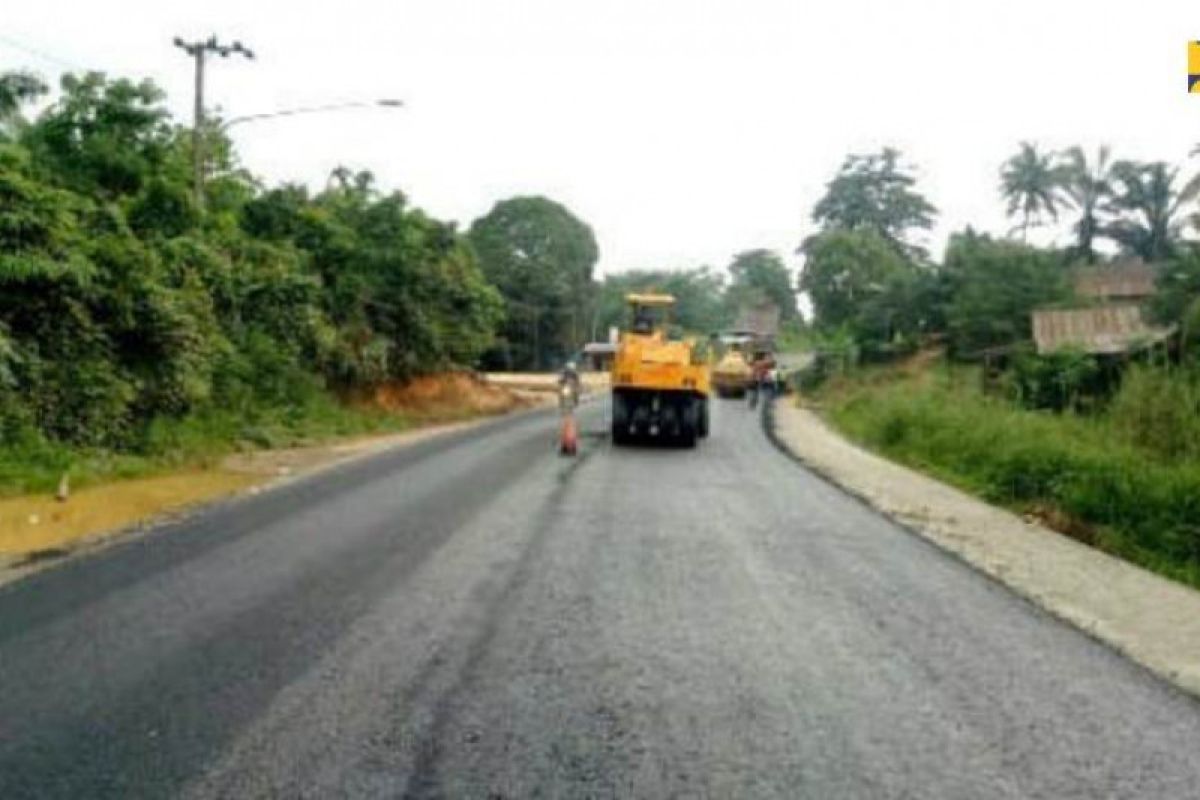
348,372 -> 533,418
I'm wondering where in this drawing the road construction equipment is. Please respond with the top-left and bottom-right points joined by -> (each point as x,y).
610,293 -> 711,447
714,300 -> 781,398
712,347 -> 753,398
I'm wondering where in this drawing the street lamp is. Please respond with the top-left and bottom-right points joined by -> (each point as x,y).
202,99 -> 403,199
220,98 -> 404,130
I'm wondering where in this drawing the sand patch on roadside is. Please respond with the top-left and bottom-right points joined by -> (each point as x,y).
0,471 -> 259,560
0,372 -> 537,576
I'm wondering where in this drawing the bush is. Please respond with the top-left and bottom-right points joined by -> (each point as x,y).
824,365 -> 1200,588
1107,365 -> 1200,462
0,69 -> 510,493
942,233 -> 1069,356
1008,347 -> 1101,411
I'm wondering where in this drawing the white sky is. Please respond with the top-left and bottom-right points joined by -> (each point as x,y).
4,0 -> 1200,277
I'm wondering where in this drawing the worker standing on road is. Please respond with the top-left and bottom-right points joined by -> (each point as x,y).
558,361 -> 581,455
748,351 -> 774,410
558,360 -> 581,411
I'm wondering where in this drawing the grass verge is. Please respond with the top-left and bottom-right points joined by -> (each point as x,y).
0,394 -> 414,498
0,372 -> 527,498
810,363 -> 1200,590
0,372 -> 533,560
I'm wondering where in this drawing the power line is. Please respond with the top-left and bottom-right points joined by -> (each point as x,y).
0,34 -> 86,71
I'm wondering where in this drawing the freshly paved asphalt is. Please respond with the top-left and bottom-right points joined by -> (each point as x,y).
2,398 -> 1200,798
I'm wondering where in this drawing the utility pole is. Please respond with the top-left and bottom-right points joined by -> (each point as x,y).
172,35 -> 254,210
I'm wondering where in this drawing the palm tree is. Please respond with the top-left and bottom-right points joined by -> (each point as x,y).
999,142 -> 1064,241
1185,144 -> 1200,236
1104,160 -> 1198,262
1059,145 -> 1113,264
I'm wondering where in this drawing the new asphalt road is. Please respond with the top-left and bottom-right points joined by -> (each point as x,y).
2,398 -> 1200,798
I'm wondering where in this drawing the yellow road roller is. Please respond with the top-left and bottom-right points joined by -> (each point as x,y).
610,293 -> 711,447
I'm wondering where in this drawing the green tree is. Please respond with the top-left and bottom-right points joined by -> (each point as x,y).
594,267 -> 728,337
1104,160 -> 1197,262
1152,246 -> 1200,360
810,147 -> 937,259
942,230 -> 1069,355
1059,145 -> 1113,263
0,67 -> 505,458
0,71 -> 48,141
24,72 -> 177,199
999,142 -> 1064,241
725,249 -> 798,321
242,170 -> 502,381
799,228 -> 915,331
468,196 -> 599,369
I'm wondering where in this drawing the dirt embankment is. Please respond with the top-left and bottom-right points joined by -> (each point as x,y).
348,371 -> 541,417
0,372 -> 537,577
483,371 -> 610,395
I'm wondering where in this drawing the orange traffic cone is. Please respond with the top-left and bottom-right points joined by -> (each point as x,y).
559,413 -> 578,456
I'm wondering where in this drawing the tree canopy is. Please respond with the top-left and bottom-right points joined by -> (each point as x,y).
809,147 -> 937,259
594,267 -> 729,337
941,231 -> 1069,355
725,249 -> 798,322
799,228 -> 918,334
1104,161 -> 1198,262
0,71 -> 47,141
1058,146 -> 1112,264
468,196 -> 599,369
0,69 -> 502,453
999,142 -> 1064,241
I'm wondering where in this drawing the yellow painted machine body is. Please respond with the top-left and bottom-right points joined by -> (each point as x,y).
610,293 -> 711,445
611,294 -> 710,397
612,329 -> 712,396
711,349 -> 752,397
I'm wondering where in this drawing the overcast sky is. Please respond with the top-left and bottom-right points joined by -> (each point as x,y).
4,0 -> 1200,277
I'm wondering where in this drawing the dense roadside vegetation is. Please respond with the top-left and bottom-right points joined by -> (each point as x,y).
797,143 -> 1200,587
0,70 -> 508,494
814,363 -> 1200,588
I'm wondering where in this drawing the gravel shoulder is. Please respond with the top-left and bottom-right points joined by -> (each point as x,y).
0,412 -> 540,589
770,398 -> 1200,698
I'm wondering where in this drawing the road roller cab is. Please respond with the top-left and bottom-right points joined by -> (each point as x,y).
610,293 -> 711,447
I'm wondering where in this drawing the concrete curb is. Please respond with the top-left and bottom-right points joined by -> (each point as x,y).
764,396 -> 1200,702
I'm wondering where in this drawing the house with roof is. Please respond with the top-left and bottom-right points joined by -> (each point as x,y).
1031,259 -> 1174,357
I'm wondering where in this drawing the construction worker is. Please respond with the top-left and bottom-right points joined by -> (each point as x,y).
558,360 -> 581,455
748,351 -> 775,409
559,360 -> 581,411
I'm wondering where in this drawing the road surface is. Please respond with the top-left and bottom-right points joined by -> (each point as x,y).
2,399 -> 1200,798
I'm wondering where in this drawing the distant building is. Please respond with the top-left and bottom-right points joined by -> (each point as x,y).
1030,259 -> 1171,356
1032,305 -> 1174,356
581,341 -> 617,371
1072,259 -> 1159,304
